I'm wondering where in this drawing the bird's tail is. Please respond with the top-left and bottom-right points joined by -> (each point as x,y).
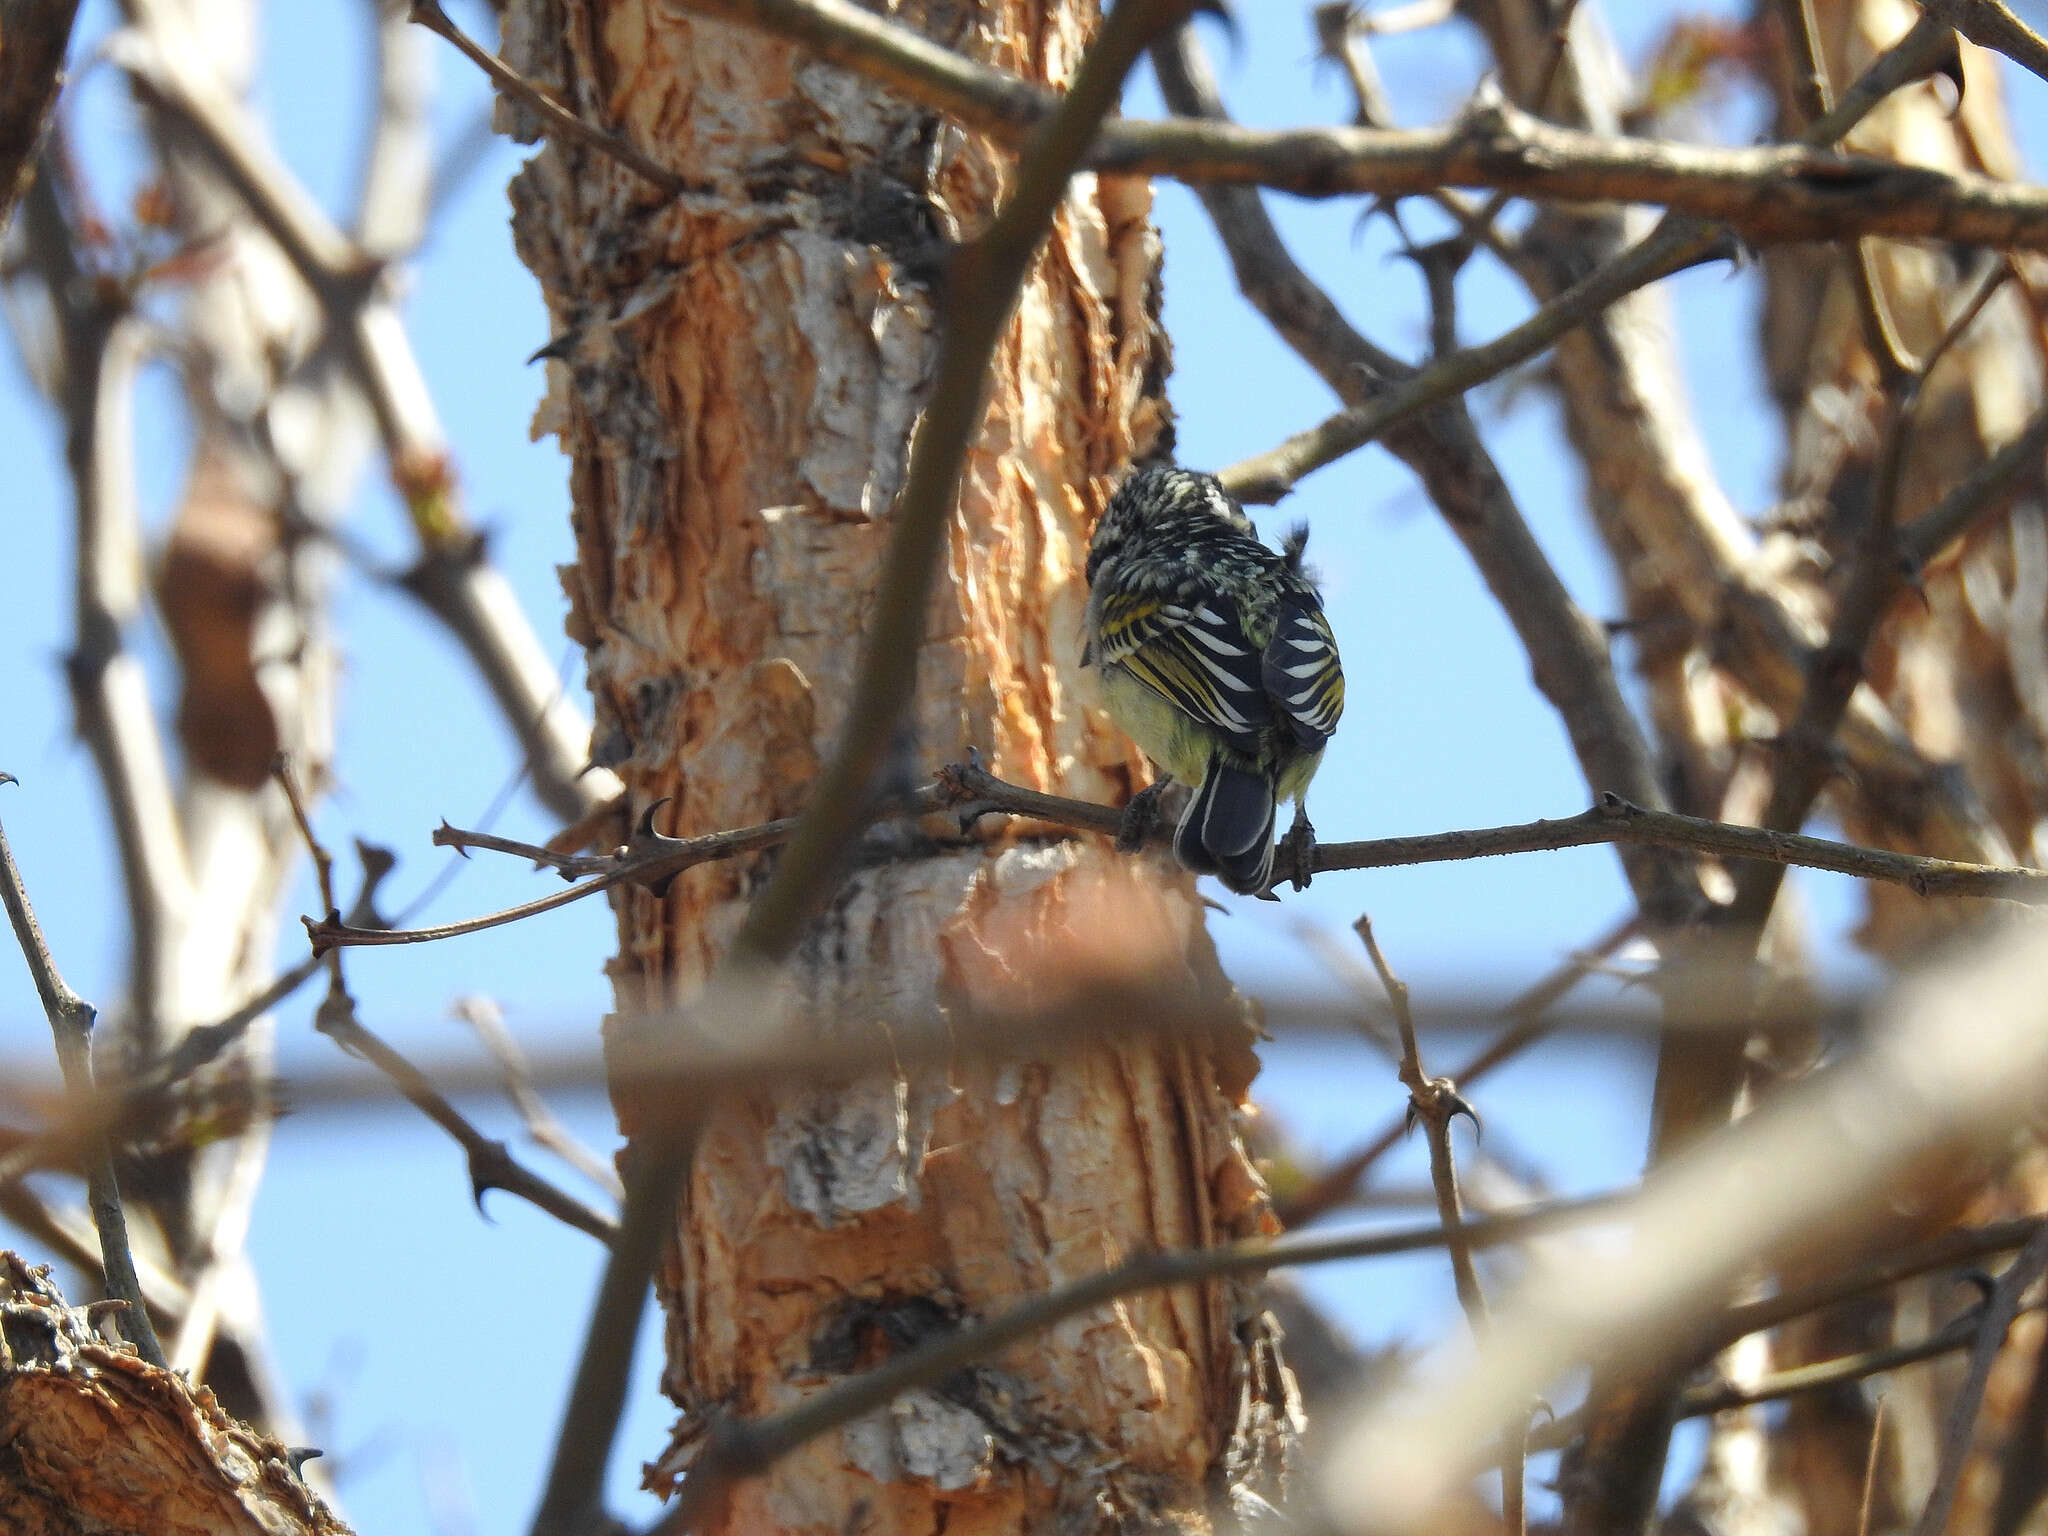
1176,758 -> 1277,895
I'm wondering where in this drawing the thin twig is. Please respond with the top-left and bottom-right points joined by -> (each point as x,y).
1219,214 -> 1723,504
274,754 -> 335,915
309,768 -> 2048,959
312,978 -> 617,1246
0,776 -> 165,1366
1859,1397 -> 1889,1536
1279,915 -> 1638,1227
407,0 -> 697,198
1914,1221 -> 2048,1536
1356,913 -> 1521,1535
453,995 -> 623,1201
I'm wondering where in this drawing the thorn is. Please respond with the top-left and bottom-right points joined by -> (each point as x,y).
635,797 -> 673,841
0,772 -> 16,789
1443,1084 -> 1483,1142
1954,1268 -> 1999,1309
284,1446 -> 324,1476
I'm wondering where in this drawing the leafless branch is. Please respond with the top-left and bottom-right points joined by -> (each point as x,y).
408,0 -> 698,198
308,765 -> 2048,959
666,1 -> 2028,250
1913,1223 -> 2048,1536
0,778 -> 164,1367
452,995 -> 623,1201
1278,915 -> 1639,1227
113,22 -> 618,824
1356,913 -> 1521,1534
311,978 -> 617,1246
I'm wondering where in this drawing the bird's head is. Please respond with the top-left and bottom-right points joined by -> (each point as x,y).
1086,465 -> 1253,584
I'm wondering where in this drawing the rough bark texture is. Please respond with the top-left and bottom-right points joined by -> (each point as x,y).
504,3 -> 1293,1530
0,1252 -> 348,1536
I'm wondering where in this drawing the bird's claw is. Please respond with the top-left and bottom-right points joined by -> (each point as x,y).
1278,811 -> 1317,891
1117,779 -> 1169,854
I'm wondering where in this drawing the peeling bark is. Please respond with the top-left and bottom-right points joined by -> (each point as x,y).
0,1252 -> 348,1536
504,2 -> 1292,1529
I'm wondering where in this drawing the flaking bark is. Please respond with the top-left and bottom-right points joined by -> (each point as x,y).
503,2 -> 1295,1529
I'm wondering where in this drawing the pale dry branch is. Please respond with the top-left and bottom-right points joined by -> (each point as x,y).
114,22 -> 617,824
1317,918 -> 2048,1536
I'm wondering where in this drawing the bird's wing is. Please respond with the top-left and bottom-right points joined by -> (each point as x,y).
1261,594 -> 1344,751
1095,590 -> 1271,755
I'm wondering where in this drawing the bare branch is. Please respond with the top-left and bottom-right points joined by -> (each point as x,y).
665,0 -> 2032,251
1913,1223 -> 2048,1536
312,979 -> 617,1246
1356,914 -> 1520,1534
408,0 -> 698,198
1922,0 -> 2048,85
1278,915 -> 1638,1227
0,778 -> 165,1367
452,995 -> 623,1201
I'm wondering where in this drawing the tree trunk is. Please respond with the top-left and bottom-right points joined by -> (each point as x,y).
504,3 -> 1295,1530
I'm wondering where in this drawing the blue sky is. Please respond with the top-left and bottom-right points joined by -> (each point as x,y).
1,3 -> 2041,1531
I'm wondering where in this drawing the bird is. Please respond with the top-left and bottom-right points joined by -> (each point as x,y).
1083,464 -> 1344,896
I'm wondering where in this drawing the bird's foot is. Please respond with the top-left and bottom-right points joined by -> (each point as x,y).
1117,779 -> 1171,854
1278,810 -> 1317,891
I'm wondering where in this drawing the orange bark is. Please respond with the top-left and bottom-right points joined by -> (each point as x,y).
504,2 -> 1293,1528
